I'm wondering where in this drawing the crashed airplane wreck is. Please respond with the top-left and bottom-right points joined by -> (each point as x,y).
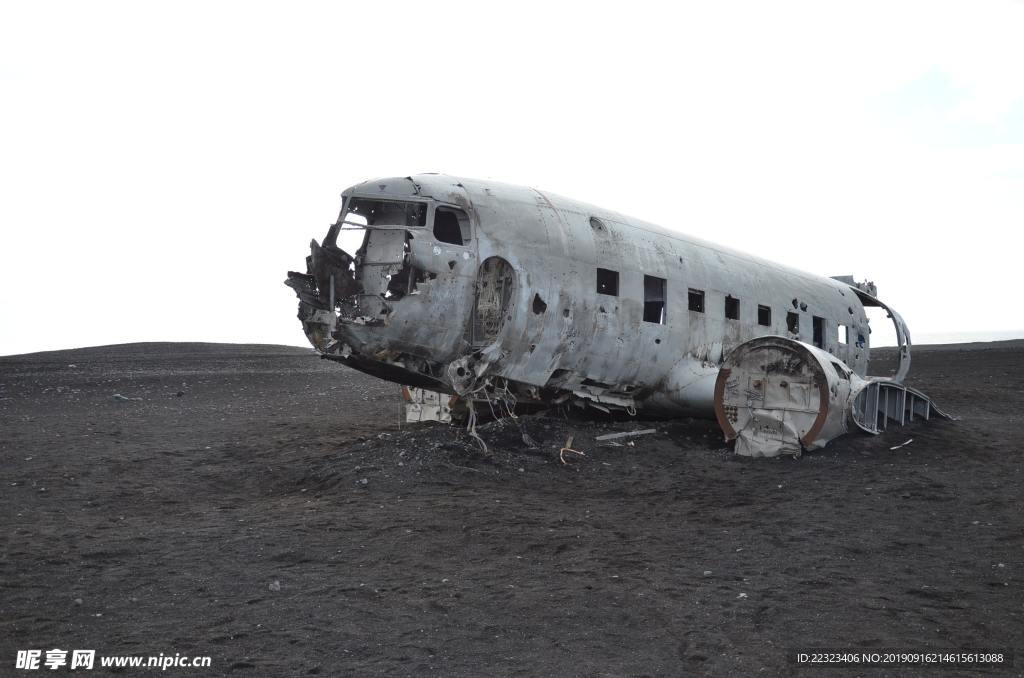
286,174 -> 949,457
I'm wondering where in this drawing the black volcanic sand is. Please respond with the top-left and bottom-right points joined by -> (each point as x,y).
1,341 -> 1021,676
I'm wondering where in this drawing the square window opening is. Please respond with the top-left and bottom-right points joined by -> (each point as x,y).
596,268 -> 619,296
688,288 -> 705,313
812,316 -> 824,348
786,311 -> 799,334
725,295 -> 739,320
433,206 -> 470,246
839,324 -> 849,345
757,304 -> 771,327
643,275 -> 666,324
335,197 -> 427,257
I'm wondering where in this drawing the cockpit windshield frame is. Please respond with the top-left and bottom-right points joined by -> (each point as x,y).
326,196 -> 430,254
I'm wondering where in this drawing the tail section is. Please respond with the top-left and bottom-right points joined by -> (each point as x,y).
714,336 -> 951,457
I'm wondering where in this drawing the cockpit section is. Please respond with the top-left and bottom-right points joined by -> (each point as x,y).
285,190 -> 480,392
322,197 -> 430,321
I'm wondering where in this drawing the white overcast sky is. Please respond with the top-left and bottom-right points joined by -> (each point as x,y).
2,0 -> 1022,355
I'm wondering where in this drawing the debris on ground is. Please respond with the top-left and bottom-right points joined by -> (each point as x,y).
595,428 -> 657,441
559,435 -> 586,465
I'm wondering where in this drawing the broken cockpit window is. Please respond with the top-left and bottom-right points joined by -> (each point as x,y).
332,198 -> 427,257
434,206 -> 471,246
335,211 -> 367,261
347,198 -> 427,227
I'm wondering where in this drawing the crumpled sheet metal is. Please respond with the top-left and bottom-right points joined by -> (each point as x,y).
714,336 -> 852,457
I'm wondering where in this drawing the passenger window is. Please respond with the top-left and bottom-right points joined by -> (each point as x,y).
812,316 -> 824,348
643,275 -> 666,324
433,206 -> 470,245
758,304 -> 771,326
688,289 -> 705,313
838,324 -> 849,345
596,268 -> 619,296
725,295 -> 739,320
787,311 -> 799,334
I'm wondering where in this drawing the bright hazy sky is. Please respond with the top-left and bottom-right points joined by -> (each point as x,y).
2,1 -> 1022,355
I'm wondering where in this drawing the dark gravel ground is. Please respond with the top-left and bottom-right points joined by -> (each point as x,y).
1,341 -> 1021,676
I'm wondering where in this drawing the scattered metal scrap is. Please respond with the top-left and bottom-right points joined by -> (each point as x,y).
559,436 -> 586,465
594,429 -> 658,441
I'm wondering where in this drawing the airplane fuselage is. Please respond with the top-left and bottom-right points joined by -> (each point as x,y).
287,174 -> 910,420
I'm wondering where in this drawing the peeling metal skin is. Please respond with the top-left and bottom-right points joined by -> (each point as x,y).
714,338 -> 853,458
285,173 -> 942,453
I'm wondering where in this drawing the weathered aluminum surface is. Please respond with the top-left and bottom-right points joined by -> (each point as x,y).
714,337 -> 854,457
286,173 -> 940,452
851,380 -> 952,434
402,386 -> 454,424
